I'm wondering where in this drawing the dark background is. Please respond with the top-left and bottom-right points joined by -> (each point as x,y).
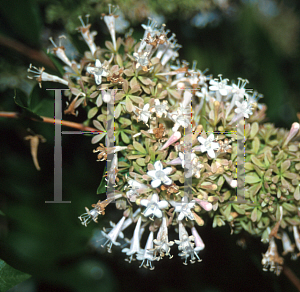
1,0 -> 300,291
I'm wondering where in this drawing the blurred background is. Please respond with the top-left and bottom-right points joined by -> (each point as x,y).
1,0 -> 300,291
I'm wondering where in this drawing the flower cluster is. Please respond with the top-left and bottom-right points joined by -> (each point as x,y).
28,5 -> 300,273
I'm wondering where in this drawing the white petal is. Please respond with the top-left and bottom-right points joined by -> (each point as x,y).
211,142 -> 220,150
162,176 -> 172,185
158,200 -> 169,209
163,167 -> 173,175
154,208 -> 163,218
178,212 -> 185,221
95,75 -> 102,85
219,88 -> 228,96
144,207 -> 154,217
198,136 -> 206,144
208,134 -> 214,141
140,199 -> 149,207
151,179 -> 161,188
147,170 -> 157,178
207,149 -> 215,158
200,145 -> 207,153
151,193 -> 159,203
154,161 -> 163,171
95,59 -> 101,67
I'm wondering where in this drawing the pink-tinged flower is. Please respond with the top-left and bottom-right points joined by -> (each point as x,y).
141,193 -> 168,219
197,134 -> 219,159
191,227 -> 205,251
161,131 -> 181,150
194,198 -> 212,211
147,161 -> 173,188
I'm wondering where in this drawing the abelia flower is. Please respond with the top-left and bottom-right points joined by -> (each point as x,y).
137,231 -> 155,270
171,197 -> 196,221
234,100 -> 253,118
86,59 -> 110,85
197,134 -> 220,159
147,161 -> 173,188
27,64 -> 68,88
140,193 -> 168,219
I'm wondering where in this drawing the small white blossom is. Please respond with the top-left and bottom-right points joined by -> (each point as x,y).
175,222 -> 202,265
137,231 -> 156,270
171,197 -> 195,221
141,193 -> 168,219
234,100 -> 253,118
27,64 -> 68,88
147,161 -> 173,188
136,103 -> 151,125
87,59 -> 110,85
101,216 -> 126,252
151,99 -> 169,118
209,75 -> 232,97
153,216 -> 174,260
122,216 -> 143,262
197,134 -> 219,159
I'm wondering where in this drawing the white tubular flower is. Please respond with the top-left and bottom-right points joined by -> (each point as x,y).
141,193 -> 168,219
262,237 -> 284,276
136,103 -> 151,125
234,100 -> 253,118
178,152 -> 197,169
169,104 -> 190,132
175,222 -> 202,265
209,75 -> 232,98
27,64 -> 68,88
197,134 -> 219,159
147,161 -> 173,188
281,231 -> 297,260
137,231 -> 155,270
103,4 -> 118,51
133,51 -> 152,71
171,197 -> 195,221
49,36 -> 72,68
153,216 -> 174,260
293,226 -> 300,254
78,207 -> 101,227
122,216 -> 143,262
161,131 -> 181,150
191,227 -> 205,251
101,216 -> 126,252
231,77 -> 250,100
126,179 -> 148,202
151,99 -> 169,118
182,90 -> 192,108
87,59 -> 110,85
77,15 -> 97,55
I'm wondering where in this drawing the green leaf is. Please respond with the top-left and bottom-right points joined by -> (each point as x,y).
97,166 -> 107,195
0,259 -> 31,292
133,141 -> 147,154
0,0 -> 41,48
14,89 -> 42,121
245,172 -> 261,184
121,132 -> 130,144
88,107 -> 98,119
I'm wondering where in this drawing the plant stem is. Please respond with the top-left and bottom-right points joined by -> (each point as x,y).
0,111 -> 99,132
283,265 -> 300,292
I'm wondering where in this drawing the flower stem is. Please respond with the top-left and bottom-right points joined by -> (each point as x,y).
283,265 -> 300,292
0,111 -> 98,132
